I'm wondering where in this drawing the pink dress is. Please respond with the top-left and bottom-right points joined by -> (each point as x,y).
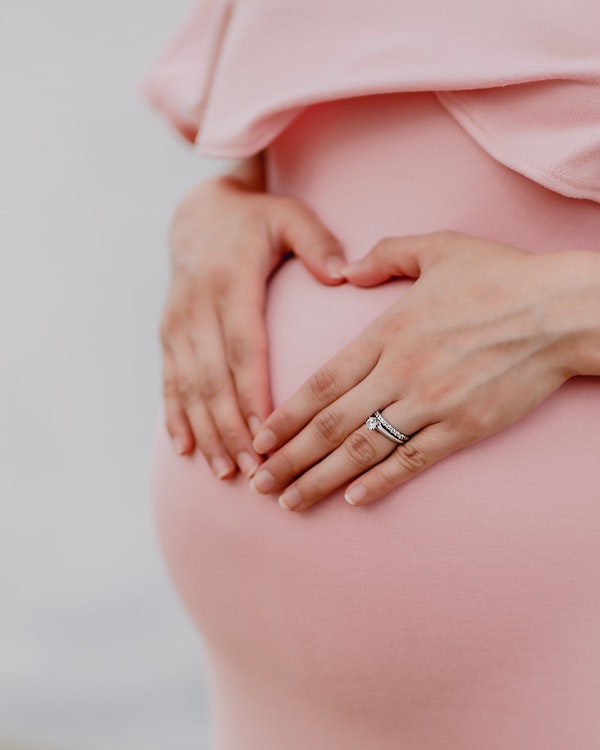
145,3 -> 600,747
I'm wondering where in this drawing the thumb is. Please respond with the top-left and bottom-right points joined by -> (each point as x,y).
340,234 -> 439,287
273,197 -> 347,285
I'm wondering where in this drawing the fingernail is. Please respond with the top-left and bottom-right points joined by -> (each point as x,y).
172,436 -> 185,455
339,260 -> 357,275
345,484 -> 367,506
326,256 -> 346,279
250,469 -> 275,494
278,487 -> 302,511
236,451 -> 259,478
211,456 -> 233,479
248,415 -> 262,437
253,429 -> 277,454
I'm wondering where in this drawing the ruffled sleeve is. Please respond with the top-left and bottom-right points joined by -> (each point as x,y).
141,0 -> 232,142
142,0 -> 600,203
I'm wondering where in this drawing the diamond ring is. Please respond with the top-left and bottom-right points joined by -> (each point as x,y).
365,411 -> 411,445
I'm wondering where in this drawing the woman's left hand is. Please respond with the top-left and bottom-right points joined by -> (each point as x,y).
249,231 -> 583,511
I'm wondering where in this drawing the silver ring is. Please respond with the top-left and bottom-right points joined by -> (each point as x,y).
365,411 -> 410,445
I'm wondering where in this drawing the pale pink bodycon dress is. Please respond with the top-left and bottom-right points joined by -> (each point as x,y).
150,92 -> 600,748
146,3 -> 600,747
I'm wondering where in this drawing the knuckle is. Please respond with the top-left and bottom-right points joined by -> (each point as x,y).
177,378 -> 202,404
373,236 -> 395,256
227,335 -> 258,369
270,448 -> 299,482
198,369 -> 227,401
370,463 -> 396,494
162,376 -> 179,400
392,442 -> 429,474
274,194 -> 302,216
308,368 -> 340,402
344,432 -> 377,468
305,234 -> 340,257
218,421 -> 245,446
268,406 -> 297,436
313,408 -> 346,444
207,266 -> 231,295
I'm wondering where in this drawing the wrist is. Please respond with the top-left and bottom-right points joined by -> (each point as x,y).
214,151 -> 266,192
172,156 -> 266,233
543,249 -> 600,378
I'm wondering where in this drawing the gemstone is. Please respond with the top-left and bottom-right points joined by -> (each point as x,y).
366,416 -> 378,430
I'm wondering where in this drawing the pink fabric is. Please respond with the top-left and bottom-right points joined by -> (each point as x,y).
151,91 -> 600,748
142,0 -> 231,141
142,0 -> 600,201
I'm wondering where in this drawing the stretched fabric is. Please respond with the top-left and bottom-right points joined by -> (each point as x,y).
142,0 -> 600,201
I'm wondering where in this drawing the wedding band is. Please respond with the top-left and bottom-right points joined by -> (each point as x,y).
365,411 -> 411,445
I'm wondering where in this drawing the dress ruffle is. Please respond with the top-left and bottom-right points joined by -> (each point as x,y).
142,0 -> 600,202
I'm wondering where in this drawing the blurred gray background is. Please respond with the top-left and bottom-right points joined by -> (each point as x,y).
0,1 -> 217,748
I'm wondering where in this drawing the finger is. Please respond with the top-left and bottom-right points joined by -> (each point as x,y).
249,375 -> 399,495
273,196 -> 347,284
218,281 -> 273,436
274,403 -> 426,511
171,336 -> 237,479
344,421 -> 462,506
190,308 -> 263,477
341,231 -> 459,287
162,348 -> 195,455
252,330 -> 380,454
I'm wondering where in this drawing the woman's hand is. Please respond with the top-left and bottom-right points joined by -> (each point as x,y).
250,231 -> 590,510
161,174 -> 346,479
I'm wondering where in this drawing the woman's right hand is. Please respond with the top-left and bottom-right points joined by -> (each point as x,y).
161,171 -> 346,479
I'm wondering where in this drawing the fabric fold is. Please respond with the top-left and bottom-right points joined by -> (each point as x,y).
142,0 -> 600,202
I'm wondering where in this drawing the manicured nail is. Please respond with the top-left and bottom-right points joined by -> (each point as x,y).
211,456 -> 233,479
345,484 -> 367,505
278,487 -> 302,510
341,259 -> 358,274
172,436 -> 185,455
278,487 -> 302,511
326,256 -> 346,279
236,451 -> 259,478
248,415 -> 262,437
250,469 -> 275,494
253,429 -> 277,454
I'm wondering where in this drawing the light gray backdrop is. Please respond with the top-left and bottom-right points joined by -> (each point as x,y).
0,1 -> 218,747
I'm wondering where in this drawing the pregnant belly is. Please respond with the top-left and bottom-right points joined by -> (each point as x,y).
151,93 -> 600,749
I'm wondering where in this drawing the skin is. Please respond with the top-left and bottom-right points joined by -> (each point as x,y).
164,158 -> 600,507
161,153 -> 347,479
250,232 -> 600,510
